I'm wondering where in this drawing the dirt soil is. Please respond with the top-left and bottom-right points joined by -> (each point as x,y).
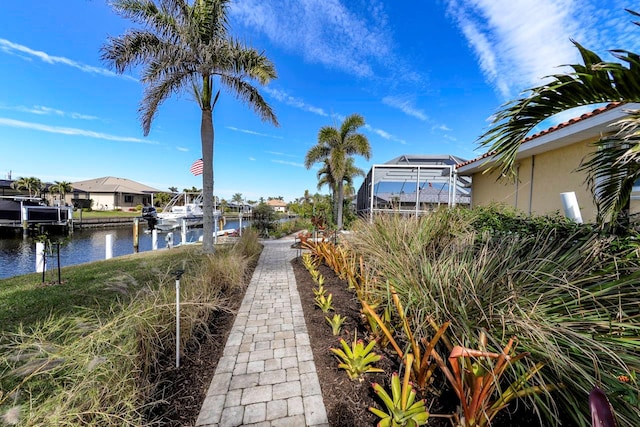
153,249 -> 548,426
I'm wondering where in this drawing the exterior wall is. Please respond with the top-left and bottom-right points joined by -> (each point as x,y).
91,194 -> 118,210
470,139 -> 600,223
529,141 -> 596,221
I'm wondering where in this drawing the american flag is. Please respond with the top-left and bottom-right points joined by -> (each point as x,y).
190,158 -> 204,176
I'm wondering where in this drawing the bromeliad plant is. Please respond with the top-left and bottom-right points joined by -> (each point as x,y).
431,336 -> 557,427
330,331 -> 384,381
370,354 -> 430,427
314,292 -> 334,313
361,291 -> 450,391
326,313 -> 346,336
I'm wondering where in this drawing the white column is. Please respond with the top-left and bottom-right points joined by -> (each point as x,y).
35,242 -> 45,273
105,234 -> 113,259
152,229 -> 158,250
560,192 -> 583,224
181,218 -> 187,244
166,232 -> 173,249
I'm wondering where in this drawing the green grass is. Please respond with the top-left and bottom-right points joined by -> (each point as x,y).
73,210 -> 141,219
0,247 -> 200,332
0,231 -> 262,425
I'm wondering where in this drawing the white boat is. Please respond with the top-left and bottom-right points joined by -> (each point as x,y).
154,192 -> 220,232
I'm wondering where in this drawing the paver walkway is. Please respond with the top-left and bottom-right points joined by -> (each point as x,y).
196,238 -> 329,427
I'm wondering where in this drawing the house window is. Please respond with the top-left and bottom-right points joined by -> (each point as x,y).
124,195 -> 134,203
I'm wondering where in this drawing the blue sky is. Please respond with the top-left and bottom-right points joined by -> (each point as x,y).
1,1 -> 639,203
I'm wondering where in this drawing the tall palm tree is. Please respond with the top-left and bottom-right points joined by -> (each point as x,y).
478,9 -> 640,227
50,181 -> 73,204
12,177 -> 42,198
305,113 -> 371,229
317,157 -> 364,224
102,0 -> 278,252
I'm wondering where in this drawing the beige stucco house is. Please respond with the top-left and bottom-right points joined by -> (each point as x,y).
457,102 -> 640,224
266,199 -> 287,213
70,177 -> 162,210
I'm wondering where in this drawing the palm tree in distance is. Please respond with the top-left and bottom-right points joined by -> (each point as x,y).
50,181 -> 73,204
478,9 -> 640,227
12,177 -> 42,198
231,192 -> 244,212
305,114 -> 371,229
102,0 -> 278,253
317,157 -> 364,225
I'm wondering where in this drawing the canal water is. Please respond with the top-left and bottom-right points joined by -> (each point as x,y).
0,220 -> 246,280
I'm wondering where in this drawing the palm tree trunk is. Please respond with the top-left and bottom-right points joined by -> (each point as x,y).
201,107 -> 214,253
336,181 -> 345,230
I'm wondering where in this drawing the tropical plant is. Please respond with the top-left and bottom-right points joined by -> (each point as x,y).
102,0 -> 278,253
330,331 -> 384,381
348,209 -> 640,426
314,291 -> 333,313
477,8 -> 640,227
12,176 -> 42,198
431,336 -> 556,427
316,157 -> 364,226
305,113 -> 371,229
590,386 -> 619,427
251,202 -> 277,237
325,313 -> 346,336
49,180 -> 73,203
369,354 -> 430,427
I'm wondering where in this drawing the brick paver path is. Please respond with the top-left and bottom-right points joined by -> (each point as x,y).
196,238 -> 329,426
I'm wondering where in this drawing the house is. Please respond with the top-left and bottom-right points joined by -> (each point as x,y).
356,154 -> 471,219
456,102 -> 640,223
70,176 -> 163,210
266,199 -> 288,213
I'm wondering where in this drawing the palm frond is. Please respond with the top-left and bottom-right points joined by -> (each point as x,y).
479,36 -> 640,180
219,75 -> 278,125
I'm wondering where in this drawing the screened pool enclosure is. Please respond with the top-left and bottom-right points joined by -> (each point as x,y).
356,154 -> 471,220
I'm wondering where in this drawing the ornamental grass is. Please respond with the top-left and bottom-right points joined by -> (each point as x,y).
346,208 -> 640,427
0,232 -> 261,426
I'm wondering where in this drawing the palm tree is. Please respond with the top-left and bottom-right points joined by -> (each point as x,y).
317,157 -> 364,224
50,181 -> 73,204
231,192 -> 244,212
478,9 -> 640,227
12,177 -> 42,198
305,113 -> 371,229
102,0 -> 278,253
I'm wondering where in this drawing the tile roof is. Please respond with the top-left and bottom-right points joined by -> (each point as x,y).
456,102 -> 623,169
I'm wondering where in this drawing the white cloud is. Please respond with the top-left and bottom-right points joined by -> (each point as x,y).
433,124 -> 452,132
263,87 -> 328,116
249,157 -> 256,161
227,126 -> 283,139
0,104 -> 98,120
272,159 -> 305,168
230,0 -> 407,80
364,124 -> 406,144
0,38 -> 137,82
382,96 -> 428,121
266,150 -> 298,159
176,146 -> 189,152
443,0 -> 640,98
0,118 -> 157,144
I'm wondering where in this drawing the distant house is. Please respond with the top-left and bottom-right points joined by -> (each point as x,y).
456,102 -> 640,223
70,176 -> 163,210
267,199 -> 288,213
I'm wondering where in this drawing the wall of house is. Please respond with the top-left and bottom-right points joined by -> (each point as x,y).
470,139 -> 601,223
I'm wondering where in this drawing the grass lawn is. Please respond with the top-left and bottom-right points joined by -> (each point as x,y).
73,210 -> 141,219
0,246 -> 201,332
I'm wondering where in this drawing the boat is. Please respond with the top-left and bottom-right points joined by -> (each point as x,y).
152,192 -> 219,232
